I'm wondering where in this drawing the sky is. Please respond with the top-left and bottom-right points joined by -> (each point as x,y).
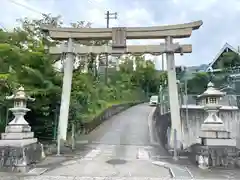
2,0 -> 240,70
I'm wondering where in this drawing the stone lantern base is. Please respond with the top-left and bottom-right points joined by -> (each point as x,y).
200,128 -> 236,147
0,124 -> 43,173
192,145 -> 238,168
194,127 -> 238,168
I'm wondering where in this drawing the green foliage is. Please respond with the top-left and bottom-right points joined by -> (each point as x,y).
0,15 -> 164,140
186,51 -> 240,95
187,72 -> 209,94
215,52 -> 240,69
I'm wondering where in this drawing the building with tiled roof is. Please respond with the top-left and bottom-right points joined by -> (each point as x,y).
205,43 -> 240,72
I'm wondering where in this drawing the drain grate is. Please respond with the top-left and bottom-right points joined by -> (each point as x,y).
106,159 -> 127,165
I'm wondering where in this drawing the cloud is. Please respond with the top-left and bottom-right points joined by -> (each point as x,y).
2,0 -> 240,69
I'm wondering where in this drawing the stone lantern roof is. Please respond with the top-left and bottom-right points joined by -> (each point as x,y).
198,82 -> 225,99
6,86 -> 35,101
14,86 -> 27,100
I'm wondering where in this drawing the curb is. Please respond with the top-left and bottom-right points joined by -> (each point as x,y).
152,161 -> 175,178
185,166 -> 194,179
147,107 -> 157,144
152,160 -> 194,179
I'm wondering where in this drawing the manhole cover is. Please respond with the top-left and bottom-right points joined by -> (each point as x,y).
106,159 -> 127,165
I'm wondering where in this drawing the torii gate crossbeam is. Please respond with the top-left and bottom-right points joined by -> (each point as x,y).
41,20 -> 202,40
49,44 -> 192,55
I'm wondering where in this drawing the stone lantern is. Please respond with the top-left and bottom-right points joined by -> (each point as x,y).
196,82 -> 236,169
5,86 -> 35,128
198,82 -> 235,146
0,86 -> 43,173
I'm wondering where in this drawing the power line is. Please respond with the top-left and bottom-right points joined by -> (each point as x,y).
87,0 -> 120,26
8,0 -> 121,27
87,0 -> 107,11
7,0 -> 43,15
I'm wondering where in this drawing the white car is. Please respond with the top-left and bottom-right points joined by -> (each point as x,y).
149,95 -> 158,106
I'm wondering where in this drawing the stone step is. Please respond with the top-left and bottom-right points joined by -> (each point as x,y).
0,138 -> 38,146
1,132 -> 34,140
5,125 -> 31,133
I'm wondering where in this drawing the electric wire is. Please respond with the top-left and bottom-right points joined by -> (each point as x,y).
7,0 -> 44,15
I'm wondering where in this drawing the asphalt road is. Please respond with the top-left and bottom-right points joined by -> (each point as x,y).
36,104 -> 172,179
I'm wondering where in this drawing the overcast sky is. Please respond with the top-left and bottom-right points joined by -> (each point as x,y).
2,0 -> 240,69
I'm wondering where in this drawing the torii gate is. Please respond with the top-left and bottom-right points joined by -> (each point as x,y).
41,20 -> 203,150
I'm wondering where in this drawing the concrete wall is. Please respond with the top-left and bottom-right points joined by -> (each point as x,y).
153,106 -> 171,149
155,104 -> 240,150
153,106 -> 172,152
181,106 -> 240,149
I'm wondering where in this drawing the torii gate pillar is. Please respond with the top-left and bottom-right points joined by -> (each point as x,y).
58,38 -> 75,145
165,36 -> 182,149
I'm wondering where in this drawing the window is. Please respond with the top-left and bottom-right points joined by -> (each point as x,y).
209,97 -> 216,104
205,98 -> 208,104
14,101 -> 21,107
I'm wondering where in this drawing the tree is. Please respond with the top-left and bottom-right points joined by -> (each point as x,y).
187,72 -> 209,94
216,51 -> 240,69
0,14 -> 165,140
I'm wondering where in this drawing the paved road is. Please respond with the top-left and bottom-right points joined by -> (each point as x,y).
2,104 -> 239,179
31,104 -> 174,179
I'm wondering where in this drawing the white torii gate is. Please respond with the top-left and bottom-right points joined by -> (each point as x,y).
41,20 -> 203,152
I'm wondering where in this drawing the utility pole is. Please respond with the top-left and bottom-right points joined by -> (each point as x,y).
105,11 -> 117,85
162,54 -> 165,71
